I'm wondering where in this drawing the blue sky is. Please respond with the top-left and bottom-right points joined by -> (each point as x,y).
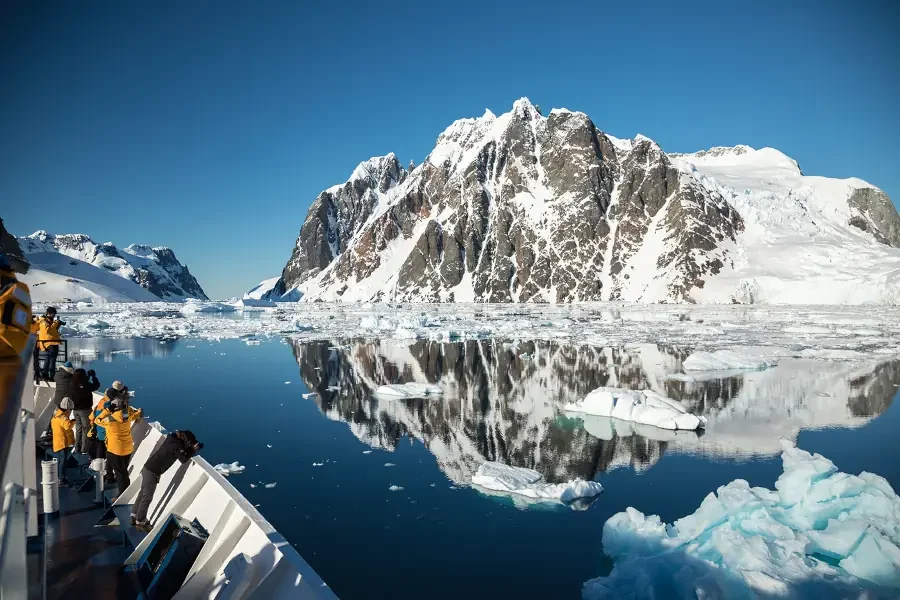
2,1 -> 898,299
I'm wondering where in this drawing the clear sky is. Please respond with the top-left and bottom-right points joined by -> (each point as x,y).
2,1 -> 898,299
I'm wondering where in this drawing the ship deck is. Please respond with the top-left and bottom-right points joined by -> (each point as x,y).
29,450 -> 143,600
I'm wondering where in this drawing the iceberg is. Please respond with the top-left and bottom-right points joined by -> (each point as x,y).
472,462 -> 602,507
373,383 -> 443,400
584,440 -> 900,599
682,348 -> 777,371
564,388 -> 705,431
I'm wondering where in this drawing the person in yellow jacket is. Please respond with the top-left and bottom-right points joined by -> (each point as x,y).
38,306 -> 65,380
50,398 -> 75,486
95,382 -> 142,500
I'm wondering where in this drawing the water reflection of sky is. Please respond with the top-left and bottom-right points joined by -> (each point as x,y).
66,337 -> 179,365
69,338 -> 900,600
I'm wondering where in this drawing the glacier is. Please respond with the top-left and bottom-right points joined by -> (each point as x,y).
584,440 -> 900,599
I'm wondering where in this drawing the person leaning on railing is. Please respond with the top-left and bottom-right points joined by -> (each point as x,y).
38,307 -> 65,380
132,430 -> 202,532
95,382 -> 142,502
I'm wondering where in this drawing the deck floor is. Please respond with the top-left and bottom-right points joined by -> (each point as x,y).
32,451 -> 140,600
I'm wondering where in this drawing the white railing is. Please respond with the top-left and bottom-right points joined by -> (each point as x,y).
0,335 -> 37,600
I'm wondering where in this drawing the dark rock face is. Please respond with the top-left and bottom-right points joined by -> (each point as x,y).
0,217 -> 29,273
128,246 -> 208,300
848,187 -> 900,248
276,99 -> 893,303
281,154 -> 406,286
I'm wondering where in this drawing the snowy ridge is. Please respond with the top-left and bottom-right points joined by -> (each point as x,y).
17,231 -> 207,301
273,99 -> 900,304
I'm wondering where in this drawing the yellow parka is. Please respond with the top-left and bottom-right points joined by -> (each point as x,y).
38,316 -> 62,349
50,409 -> 75,452
96,404 -> 142,456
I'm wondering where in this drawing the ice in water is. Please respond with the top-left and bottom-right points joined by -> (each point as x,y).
585,440 -> 900,598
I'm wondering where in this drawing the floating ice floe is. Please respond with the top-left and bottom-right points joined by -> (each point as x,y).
564,388 -> 705,431
312,462 -> 324,467
388,485 -> 404,492
682,348 -> 778,372
302,392 -> 318,399
362,450 -> 372,455
180,301 -> 236,314
213,462 -> 246,476
264,482 -> 277,489
584,440 -> 900,599
373,383 -> 443,400
472,462 -> 603,506
384,463 -> 396,467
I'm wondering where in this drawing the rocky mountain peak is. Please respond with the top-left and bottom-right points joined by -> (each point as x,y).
270,100 -> 900,304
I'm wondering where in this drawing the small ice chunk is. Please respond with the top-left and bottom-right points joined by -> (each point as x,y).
388,485 -> 404,492
472,462 -> 602,506
266,444 -> 273,449
249,483 -> 257,488
284,381 -> 291,385
264,482 -> 277,489
302,392 -> 318,399
214,462 -> 246,476
312,462 -> 324,467
384,463 -> 396,467
362,450 -> 373,454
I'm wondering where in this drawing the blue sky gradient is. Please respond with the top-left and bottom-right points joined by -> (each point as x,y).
2,1 -> 898,299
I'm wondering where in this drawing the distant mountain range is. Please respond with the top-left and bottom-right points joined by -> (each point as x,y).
259,98 -> 900,305
6,227 -> 208,303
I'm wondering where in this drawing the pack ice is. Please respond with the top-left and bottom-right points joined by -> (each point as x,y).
472,462 -> 603,506
584,440 -> 900,599
564,388 -> 706,431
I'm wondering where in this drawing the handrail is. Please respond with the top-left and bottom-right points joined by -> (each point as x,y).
0,335 -> 34,487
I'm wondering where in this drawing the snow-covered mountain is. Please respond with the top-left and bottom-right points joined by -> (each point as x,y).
291,339 -> 899,485
269,98 -> 900,304
16,231 -> 208,303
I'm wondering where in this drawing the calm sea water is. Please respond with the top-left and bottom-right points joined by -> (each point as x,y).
66,337 -> 900,600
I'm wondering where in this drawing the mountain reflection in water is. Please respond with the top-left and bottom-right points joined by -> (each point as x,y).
291,339 -> 899,488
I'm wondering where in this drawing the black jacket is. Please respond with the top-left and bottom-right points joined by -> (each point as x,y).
144,433 -> 196,476
70,375 -> 101,411
52,369 -> 74,406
